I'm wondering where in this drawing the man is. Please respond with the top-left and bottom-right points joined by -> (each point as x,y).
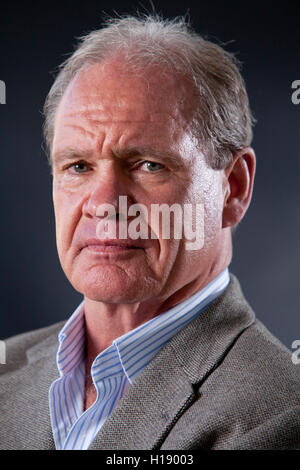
1,15 -> 299,450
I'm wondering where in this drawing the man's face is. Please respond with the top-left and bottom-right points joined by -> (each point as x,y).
52,59 -> 226,304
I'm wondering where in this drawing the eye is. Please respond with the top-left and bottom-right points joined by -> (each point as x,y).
140,161 -> 164,172
68,161 -> 91,174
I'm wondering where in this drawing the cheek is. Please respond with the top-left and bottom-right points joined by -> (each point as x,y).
203,184 -> 225,242
186,170 -> 224,238
53,186 -> 83,255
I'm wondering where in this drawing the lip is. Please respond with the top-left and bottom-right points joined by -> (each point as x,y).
82,238 -> 144,253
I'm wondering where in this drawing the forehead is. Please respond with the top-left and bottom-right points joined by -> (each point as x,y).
54,59 -> 194,136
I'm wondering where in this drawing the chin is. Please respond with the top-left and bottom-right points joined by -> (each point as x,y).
70,265 -> 161,304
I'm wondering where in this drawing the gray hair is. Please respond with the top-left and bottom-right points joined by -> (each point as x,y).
43,14 -> 255,170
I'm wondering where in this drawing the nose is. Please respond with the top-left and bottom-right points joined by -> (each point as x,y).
82,161 -> 134,218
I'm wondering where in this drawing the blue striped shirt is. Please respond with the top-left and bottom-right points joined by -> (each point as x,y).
49,268 -> 230,450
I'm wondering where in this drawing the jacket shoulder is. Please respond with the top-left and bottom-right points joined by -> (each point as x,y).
161,275 -> 300,450
1,321 -> 65,374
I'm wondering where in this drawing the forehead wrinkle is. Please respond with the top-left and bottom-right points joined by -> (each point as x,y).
61,123 -> 96,139
63,110 -> 179,123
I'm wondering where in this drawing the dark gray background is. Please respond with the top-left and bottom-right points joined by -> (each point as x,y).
1,0 -> 299,348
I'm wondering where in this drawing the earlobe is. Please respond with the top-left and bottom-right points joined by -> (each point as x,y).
222,147 -> 256,229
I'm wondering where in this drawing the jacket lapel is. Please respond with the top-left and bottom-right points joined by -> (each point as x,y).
88,342 -> 196,450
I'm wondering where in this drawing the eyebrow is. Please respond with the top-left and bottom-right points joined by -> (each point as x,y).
52,148 -> 94,165
112,146 -> 183,168
52,145 -> 184,170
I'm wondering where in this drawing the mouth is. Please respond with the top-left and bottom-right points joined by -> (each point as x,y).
82,238 -> 144,253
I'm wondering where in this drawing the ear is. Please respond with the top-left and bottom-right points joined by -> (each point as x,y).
222,147 -> 256,229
